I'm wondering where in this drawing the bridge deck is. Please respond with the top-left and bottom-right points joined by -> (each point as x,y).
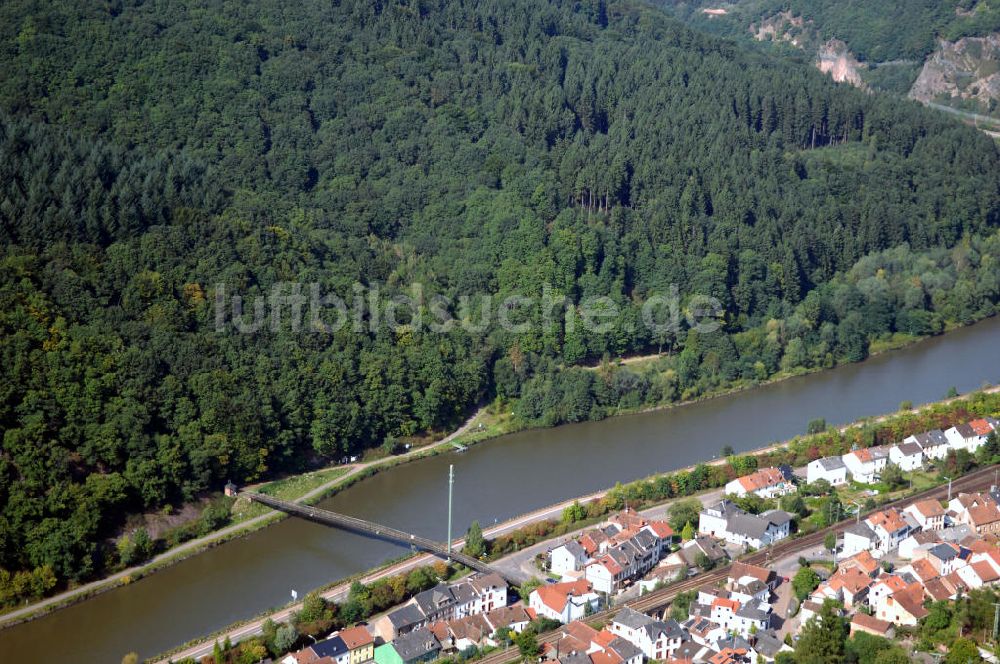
242,491 -> 522,585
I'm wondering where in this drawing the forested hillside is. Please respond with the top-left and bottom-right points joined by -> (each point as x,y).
1,0 -> 999,597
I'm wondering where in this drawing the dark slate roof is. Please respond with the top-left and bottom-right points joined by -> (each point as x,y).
392,628 -> 441,662
753,630 -> 784,657
815,456 -> 846,471
736,605 -> 770,622
608,637 -> 643,661
845,522 -> 876,540
613,607 -> 653,630
915,430 -> 948,447
726,509 -> 792,539
928,543 -> 958,561
389,604 -> 426,628
631,529 -> 658,551
313,635 -> 349,659
894,441 -> 923,456
561,540 -> 587,559
715,635 -> 753,652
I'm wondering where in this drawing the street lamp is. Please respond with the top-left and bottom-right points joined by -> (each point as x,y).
943,476 -> 953,501
851,500 -> 863,523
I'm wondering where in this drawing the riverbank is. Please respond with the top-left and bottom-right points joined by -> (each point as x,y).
0,408 -> 494,629
2,316 -> 991,629
153,384 -> 1000,663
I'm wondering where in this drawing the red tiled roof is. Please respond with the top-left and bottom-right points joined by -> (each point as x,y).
891,584 -> 929,619
867,508 -> 907,534
841,550 -> 879,575
339,625 -> 374,649
908,558 -> 939,583
590,650 -> 623,664
563,620 -> 599,644
737,467 -> 786,492
593,630 -> 617,648
851,612 -> 892,635
910,500 -> 945,518
593,555 -> 624,576
875,575 -> 908,594
828,567 -> 874,595
712,597 -> 740,612
970,419 -> 995,436
851,449 -> 875,464
534,580 -> 593,613
645,521 -> 675,539
428,621 -> 450,643
729,561 -> 774,585
972,560 -> 1000,584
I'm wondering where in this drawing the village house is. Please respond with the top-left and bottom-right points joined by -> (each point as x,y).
484,605 -> 532,635
950,492 -> 1000,535
916,542 -> 967,576
843,507 -> 915,558
551,541 -> 590,577
374,573 -> 508,642
888,441 -> 924,471
529,580 -> 600,623
838,550 -> 880,578
724,466 -> 795,499
841,447 -> 889,484
850,613 -> 895,639
811,566 -> 873,609
870,581 -> 928,626
904,499 -> 946,531
375,628 -> 441,664
608,607 -> 687,660
904,429 -> 949,460
956,559 -> 1000,589
806,456 -> 848,486
678,536 -> 729,568
698,500 -> 792,549
946,419 -> 995,453
339,626 -> 375,664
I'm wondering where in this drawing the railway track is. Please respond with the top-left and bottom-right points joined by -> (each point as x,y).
473,463 -> 1000,664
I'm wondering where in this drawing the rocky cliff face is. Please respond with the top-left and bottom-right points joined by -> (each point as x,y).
817,39 -> 867,88
909,34 -> 1000,108
750,13 -> 867,89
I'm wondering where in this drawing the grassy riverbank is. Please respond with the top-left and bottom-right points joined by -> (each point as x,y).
2,316 -> 994,629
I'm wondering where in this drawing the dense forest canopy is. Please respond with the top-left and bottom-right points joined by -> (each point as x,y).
1,0 -> 999,592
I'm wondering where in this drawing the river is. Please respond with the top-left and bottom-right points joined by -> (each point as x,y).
2,317 -> 1000,662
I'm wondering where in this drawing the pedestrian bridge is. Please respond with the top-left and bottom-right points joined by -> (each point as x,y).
241,490 -> 522,585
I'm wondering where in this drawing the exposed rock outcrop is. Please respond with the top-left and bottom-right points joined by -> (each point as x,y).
909,34 -> 1000,108
817,39 -> 867,88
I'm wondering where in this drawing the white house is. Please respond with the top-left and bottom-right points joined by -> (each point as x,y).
888,441 -> 924,471
550,541 -> 589,577
528,580 -> 599,623
806,457 -> 848,486
724,466 -> 795,499
866,508 -> 917,556
609,607 -> 687,660
842,447 -> 889,484
944,421 -> 993,453
586,553 -> 628,594
906,430 -> 949,460
903,500 -> 946,531
842,522 -> 878,558
843,508 -> 915,558
698,501 -> 791,549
